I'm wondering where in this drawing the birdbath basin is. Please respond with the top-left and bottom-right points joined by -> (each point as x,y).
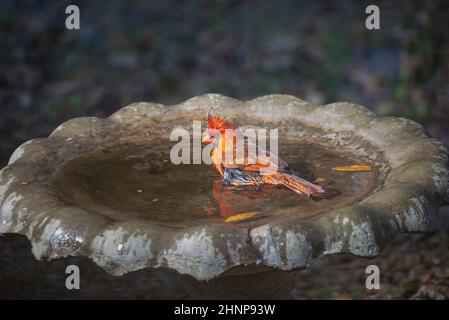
1,94 -> 448,299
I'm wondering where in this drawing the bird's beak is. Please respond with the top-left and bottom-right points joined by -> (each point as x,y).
202,135 -> 213,144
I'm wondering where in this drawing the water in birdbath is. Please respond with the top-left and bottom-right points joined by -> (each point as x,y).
51,140 -> 377,228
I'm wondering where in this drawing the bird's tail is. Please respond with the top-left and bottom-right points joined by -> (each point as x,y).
265,172 -> 338,199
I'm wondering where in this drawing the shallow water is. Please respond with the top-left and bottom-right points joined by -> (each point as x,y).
52,141 -> 377,227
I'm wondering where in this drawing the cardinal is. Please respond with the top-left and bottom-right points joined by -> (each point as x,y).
202,113 -> 336,199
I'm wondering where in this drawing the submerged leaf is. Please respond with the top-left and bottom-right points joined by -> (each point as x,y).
333,165 -> 372,172
314,177 -> 327,183
225,212 -> 257,223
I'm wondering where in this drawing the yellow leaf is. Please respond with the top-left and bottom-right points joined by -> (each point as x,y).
225,212 -> 258,223
314,177 -> 327,183
333,165 -> 372,172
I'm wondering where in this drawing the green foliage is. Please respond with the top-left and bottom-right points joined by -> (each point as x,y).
67,93 -> 83,110
41,103 -> 57,121
315,32 -> 348,100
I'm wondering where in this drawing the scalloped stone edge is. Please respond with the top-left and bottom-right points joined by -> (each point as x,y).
1,94 -> 448,281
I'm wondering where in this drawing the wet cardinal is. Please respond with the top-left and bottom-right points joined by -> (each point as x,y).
202,113 -> 336,199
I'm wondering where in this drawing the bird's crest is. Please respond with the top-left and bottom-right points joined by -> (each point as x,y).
207,112 -> 235,132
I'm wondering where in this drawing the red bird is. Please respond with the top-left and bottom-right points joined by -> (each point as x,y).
202,114 -> 334,199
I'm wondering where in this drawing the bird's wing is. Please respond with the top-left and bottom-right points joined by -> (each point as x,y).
222,136 -> 288,173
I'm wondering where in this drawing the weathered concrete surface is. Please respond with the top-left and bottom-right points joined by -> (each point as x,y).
0,94 -> 448,281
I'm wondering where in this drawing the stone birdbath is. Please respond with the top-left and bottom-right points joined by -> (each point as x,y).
1,94 -> 448,299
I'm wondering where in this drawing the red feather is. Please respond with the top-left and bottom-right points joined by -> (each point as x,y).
207,112 -> 235,132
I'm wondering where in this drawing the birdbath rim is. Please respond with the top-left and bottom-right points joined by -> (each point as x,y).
0,93 -> 448,281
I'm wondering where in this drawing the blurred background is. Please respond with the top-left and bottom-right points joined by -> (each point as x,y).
0,0 -> 448,299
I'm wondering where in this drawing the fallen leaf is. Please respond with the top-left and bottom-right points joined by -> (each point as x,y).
314,177 -> 327,183
332,165 -> 372,172
20,181 -> 29,185
225,212 -> 257,223
136,188 -> 144,193
152,198 -> 159,202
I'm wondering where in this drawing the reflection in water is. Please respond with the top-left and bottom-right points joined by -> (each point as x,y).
207,179 -> 340,221
206,181 -> 286,220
